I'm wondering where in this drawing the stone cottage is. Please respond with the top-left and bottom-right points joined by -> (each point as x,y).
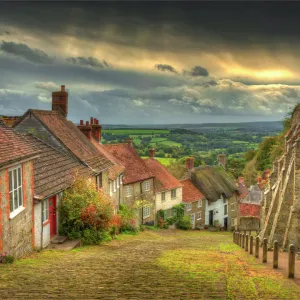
13,85 -> 115,201
190,164 -> 240,230
144,149 -> 182,223
104,139 -> 155,225
0,119 -> 40,257
260,106 -> 300,249
23,134 -> 91,249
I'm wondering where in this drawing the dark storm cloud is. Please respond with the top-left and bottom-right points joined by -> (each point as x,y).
1,2 -> 300,50
0,41 -> 53,64
66,56 -> 112,68
155,64 -> 177,74
183,66 -> 209,77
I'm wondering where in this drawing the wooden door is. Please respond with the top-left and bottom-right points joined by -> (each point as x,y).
209,210 -> 214,226
49,196 -> 57,238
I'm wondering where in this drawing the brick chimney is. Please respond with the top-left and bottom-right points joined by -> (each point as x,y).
77,120 -> 92,140
186,157 -> 195,170
124,138 -> 133,148
91,117 -> 102,142
149,148 -> 156,158
52,85 -> 68,118
217,152 -> 226,169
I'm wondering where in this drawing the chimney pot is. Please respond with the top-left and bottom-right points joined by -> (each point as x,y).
86,121 -> 89,126
217,153 -> 227,169
90,117 -> 94,125
186,157 -> 195,170
61,85 -> 65,92
80,120 -> 84,125
52,84 -> 68,117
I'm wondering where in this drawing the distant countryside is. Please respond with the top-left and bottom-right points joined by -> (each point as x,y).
102,121 -> 283,170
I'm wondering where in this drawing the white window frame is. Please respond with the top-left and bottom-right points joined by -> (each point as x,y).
144,180 -> 150,192
143,205 -> 151,219
114,179 -> 116,192
196,211 -> 201,220
9,165 -> 24,218
120,174 -> 123,185
125,185 -> 132,197
117,177 -> 120,189
165,208 -> 173,219
231,203 -> 235,211
190,213 -> 195,225
197,200 -> 202,208
42,200 -> 49,223
186,203 -> 192,211
161,192 -> 166,202
171,189 -> 176,199
109,181 -> 113,196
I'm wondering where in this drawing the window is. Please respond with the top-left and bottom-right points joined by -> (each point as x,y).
165,208 -> 173,219
96,173 -> 103,190
42,200 -> 49,223
144,180 -> 150,192
224,204 -> 228,215
143,205 -> 151,219
171,189 -> 176,199
117,177 -> 120,188
197,200 -> 202,208
161,192 -> 166,202
109,182 -> 113,196
186,203 -> 192,211
125,185 -> 132,197
120,175 -> 123,185
9,165 -> 23,217
196,212 -> 201,220
114,180 -> 116,192
231,203 -> 235,211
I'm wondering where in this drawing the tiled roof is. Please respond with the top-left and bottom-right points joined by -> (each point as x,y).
23,135 -> 91,199
0,119 -> 40,169
180,179 -> 205,203
90,139 -> 125,180
240,203 -> 260,218
104,143 -> 153,184
17,110 -> 112,173
144,158 -> 182,192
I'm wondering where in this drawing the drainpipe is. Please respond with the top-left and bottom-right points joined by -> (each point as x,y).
40,201 -> 43,249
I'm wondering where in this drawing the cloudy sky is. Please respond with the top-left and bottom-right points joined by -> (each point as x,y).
1,2 -> 300,124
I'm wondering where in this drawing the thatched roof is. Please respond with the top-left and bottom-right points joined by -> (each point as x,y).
191,166 -> 239,201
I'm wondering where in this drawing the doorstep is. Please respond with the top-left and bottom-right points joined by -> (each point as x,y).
46,239 -> 81,251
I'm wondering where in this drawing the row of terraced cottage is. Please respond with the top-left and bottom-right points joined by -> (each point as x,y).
0,85 -> 260,258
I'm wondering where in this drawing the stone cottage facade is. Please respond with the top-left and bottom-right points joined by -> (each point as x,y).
260,107 -> 300,249
144,149 -> 182,224
104,139 -> 155,225
0,120 -> 40,257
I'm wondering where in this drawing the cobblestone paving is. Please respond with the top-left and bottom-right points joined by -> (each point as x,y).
1,230 -> 300,299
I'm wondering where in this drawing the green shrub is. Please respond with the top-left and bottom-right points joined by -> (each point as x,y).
176,216 -> 192,230
59,176 -> 113,245
166,216 -> 177,225
0,254 -> 14,264
118,204 -> 138,232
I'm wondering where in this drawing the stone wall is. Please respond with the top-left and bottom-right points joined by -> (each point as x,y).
0,160 -> 34,258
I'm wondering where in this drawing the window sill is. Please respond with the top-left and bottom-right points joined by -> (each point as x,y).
9,206 -> 25,220
143,216 -> 150,219
197,218 -> 201,220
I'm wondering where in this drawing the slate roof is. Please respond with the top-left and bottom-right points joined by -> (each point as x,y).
104,143 -> 153,184
191,166 -> 240,202
0,119 -> 40,169
90,138 -> 125,180
180,179 -> 206,203
23,135 -> 92,199
15,110 -> 112,173
144,158 -> 182,193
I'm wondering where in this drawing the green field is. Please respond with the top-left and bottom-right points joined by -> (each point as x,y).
103,129 -> 170,135
142,157 -> 176,166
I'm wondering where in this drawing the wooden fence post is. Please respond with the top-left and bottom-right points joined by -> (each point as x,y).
288,244 -> 296,278
233,231 -> 235,243
242,234 -> 245,248
262,238 -> 268,263
273,240 -> 278,269
255,236 -> 260,258
239,233 -> 242,246
245,234 -> 249,252
250,236 -> 253,254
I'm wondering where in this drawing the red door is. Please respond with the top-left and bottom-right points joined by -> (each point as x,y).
49,196 -> 57,238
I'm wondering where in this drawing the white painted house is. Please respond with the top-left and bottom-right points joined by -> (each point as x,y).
144,149 -> 182,221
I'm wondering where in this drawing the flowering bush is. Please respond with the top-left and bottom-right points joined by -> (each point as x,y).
59,176 -> 113,245
118,204 -> 138,232
0,252 -> 14,264
109,214 -> 122,237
